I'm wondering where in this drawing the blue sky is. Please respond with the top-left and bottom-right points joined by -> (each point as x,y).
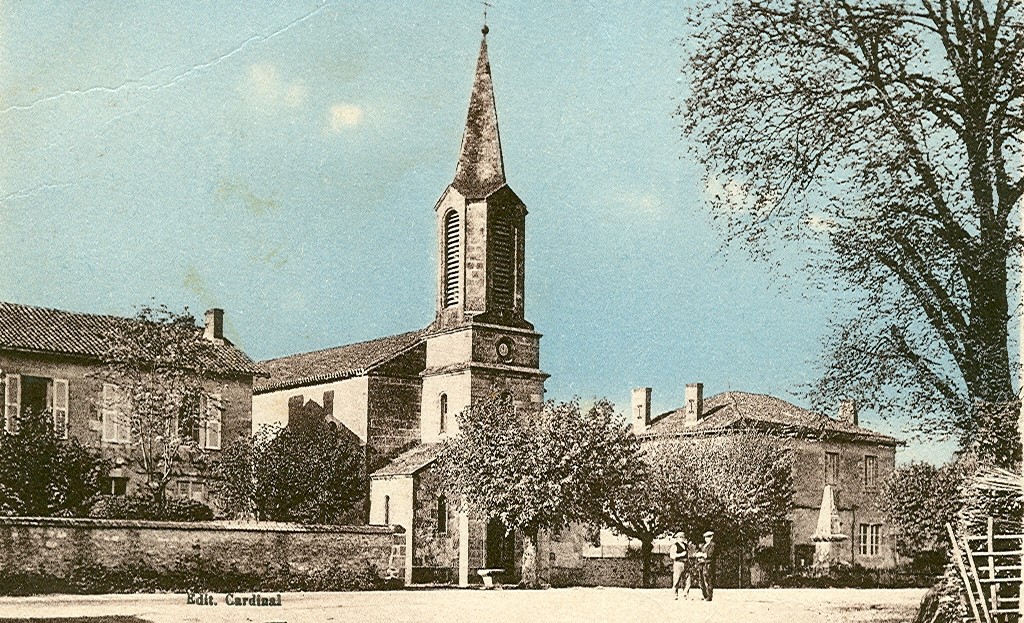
0,1 -> 956,463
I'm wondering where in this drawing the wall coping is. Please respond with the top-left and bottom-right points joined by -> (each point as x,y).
0,517 -> 404,535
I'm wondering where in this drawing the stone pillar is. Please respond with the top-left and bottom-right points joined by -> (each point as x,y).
459,509 -> 470,586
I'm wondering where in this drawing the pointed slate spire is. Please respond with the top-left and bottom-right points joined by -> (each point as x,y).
451,28 -> 506,198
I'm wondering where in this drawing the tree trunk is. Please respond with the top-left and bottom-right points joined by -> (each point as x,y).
521,527 -> 540,588
640,540 -> 654,588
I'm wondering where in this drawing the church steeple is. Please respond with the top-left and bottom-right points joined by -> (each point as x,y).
431,27 -> 530,332
451,29 -> 506,198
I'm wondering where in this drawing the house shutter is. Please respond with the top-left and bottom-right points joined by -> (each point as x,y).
5,374 -> 20,434
53,379 -> 69,440
206,393 -> 222,450
102,383 -> 124,443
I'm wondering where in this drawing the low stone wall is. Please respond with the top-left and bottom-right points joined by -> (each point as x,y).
0,517 -> 405,593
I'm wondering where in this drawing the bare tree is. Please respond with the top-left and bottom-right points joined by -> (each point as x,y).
680,0 -> 1023,445
98,305 -> 223,505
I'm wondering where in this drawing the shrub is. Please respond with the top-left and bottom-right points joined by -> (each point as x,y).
87,495 -> 213,522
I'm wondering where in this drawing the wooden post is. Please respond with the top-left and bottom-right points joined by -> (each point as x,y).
949,523 -> 984,623
987,517 -> 998,615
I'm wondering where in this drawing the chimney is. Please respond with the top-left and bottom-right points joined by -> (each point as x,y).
684,383 -> 704,426
839,399 -> 858,426
631,387 -> 652,434
204,308 -> 224,343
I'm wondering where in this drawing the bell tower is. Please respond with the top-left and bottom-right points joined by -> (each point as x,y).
420,27 -> 547,443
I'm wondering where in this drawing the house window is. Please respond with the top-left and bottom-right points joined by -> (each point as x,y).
2,374 -> 68,437
443,209 -> 460,307
859,524 -> 881,556
176,479 -> 206,503
439,393 -> 448,434
825,451 -> 840,486
436,495 -> 448,534
104,476 -> 128,496
863,455 -> 878,490
101,383 -> 130,444
384,495 -> 391,524
191,393 -> 223,450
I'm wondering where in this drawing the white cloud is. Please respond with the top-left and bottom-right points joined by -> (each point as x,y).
328,103 -> 364,132
243,63 -> 307,109
611,191 -> 662,216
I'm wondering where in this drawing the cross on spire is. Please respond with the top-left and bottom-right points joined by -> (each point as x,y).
481,0 -> 493,33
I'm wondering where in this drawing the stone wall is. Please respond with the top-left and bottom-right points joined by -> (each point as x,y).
0,517 -> 405,588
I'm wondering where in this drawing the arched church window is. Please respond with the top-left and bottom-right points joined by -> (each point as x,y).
443,210 -> 460,307
491,212 -> 515,309
439,393 -> 448,434
384,495 -> 391,524
436,495 -> 448,534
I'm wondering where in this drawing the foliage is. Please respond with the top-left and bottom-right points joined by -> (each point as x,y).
0,557 -> 387,595
97,304 -> 225,505
775,562 -> 939,589
879,461 -> 964,560
0,408 -> 108,517
211,420 -> 365,524
680,0 -> 1024,443
437,394 -> 641,586
641,433 -> 793,547
87,494 -> 214,522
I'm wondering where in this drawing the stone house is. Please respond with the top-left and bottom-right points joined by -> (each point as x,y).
0,302 -> 263,502
252,28 -> 546,585
625,385 -> 900,584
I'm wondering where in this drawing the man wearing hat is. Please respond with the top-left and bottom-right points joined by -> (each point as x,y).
669,532 -> 692,600
694,530 -> 716,601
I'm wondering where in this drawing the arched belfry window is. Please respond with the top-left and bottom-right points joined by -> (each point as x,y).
384,495 -> 391,524
491,212 -> 515,310
443,210 -> 460,307
436,495 -> 448,534
439,393 -> 449,434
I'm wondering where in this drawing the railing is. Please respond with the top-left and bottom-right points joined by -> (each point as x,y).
948,520 -> 1023,623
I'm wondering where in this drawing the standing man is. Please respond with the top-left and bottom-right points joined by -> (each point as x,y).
695,530 -> 716,601
669,532 -> 692,600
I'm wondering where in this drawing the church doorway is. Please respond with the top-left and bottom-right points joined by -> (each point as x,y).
485,517 -> 516,571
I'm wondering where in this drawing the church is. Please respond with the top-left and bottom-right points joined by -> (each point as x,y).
251,27 -> 547,585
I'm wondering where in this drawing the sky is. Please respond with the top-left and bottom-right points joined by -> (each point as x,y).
0,1 -> 957,463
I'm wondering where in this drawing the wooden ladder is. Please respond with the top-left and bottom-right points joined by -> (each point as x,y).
948,521 -> 1023,623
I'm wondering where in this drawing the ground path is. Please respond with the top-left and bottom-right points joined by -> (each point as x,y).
0,587 -> 927,623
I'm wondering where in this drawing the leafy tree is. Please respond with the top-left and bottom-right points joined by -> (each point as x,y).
437,395 -> 640,587
680,0 -> 1024,445
212,420 -> 365,524
97,305 -> 223,506
596,431 -> 793,587
0,408 -> 108,516
880,460 -> 964,562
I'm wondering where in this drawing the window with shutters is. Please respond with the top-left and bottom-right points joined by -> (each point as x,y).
863,455 -> 878,490
490,212 -> 515,310
52,379 -> 69,440
825,451 -> 840,486
191,393 -> 223,450
4,374 -> 20,433
101,383 -> 129,444
443,209 -> 460,307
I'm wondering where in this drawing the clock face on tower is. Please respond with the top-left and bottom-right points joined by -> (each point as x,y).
495,337 -> 514,364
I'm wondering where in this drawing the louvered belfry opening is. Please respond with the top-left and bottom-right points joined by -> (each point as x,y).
443,209 -> 460,307
491,212 -> 515,310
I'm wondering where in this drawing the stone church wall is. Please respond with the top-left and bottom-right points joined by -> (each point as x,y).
410,469 -> 459,584
366,376 -> 421,472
